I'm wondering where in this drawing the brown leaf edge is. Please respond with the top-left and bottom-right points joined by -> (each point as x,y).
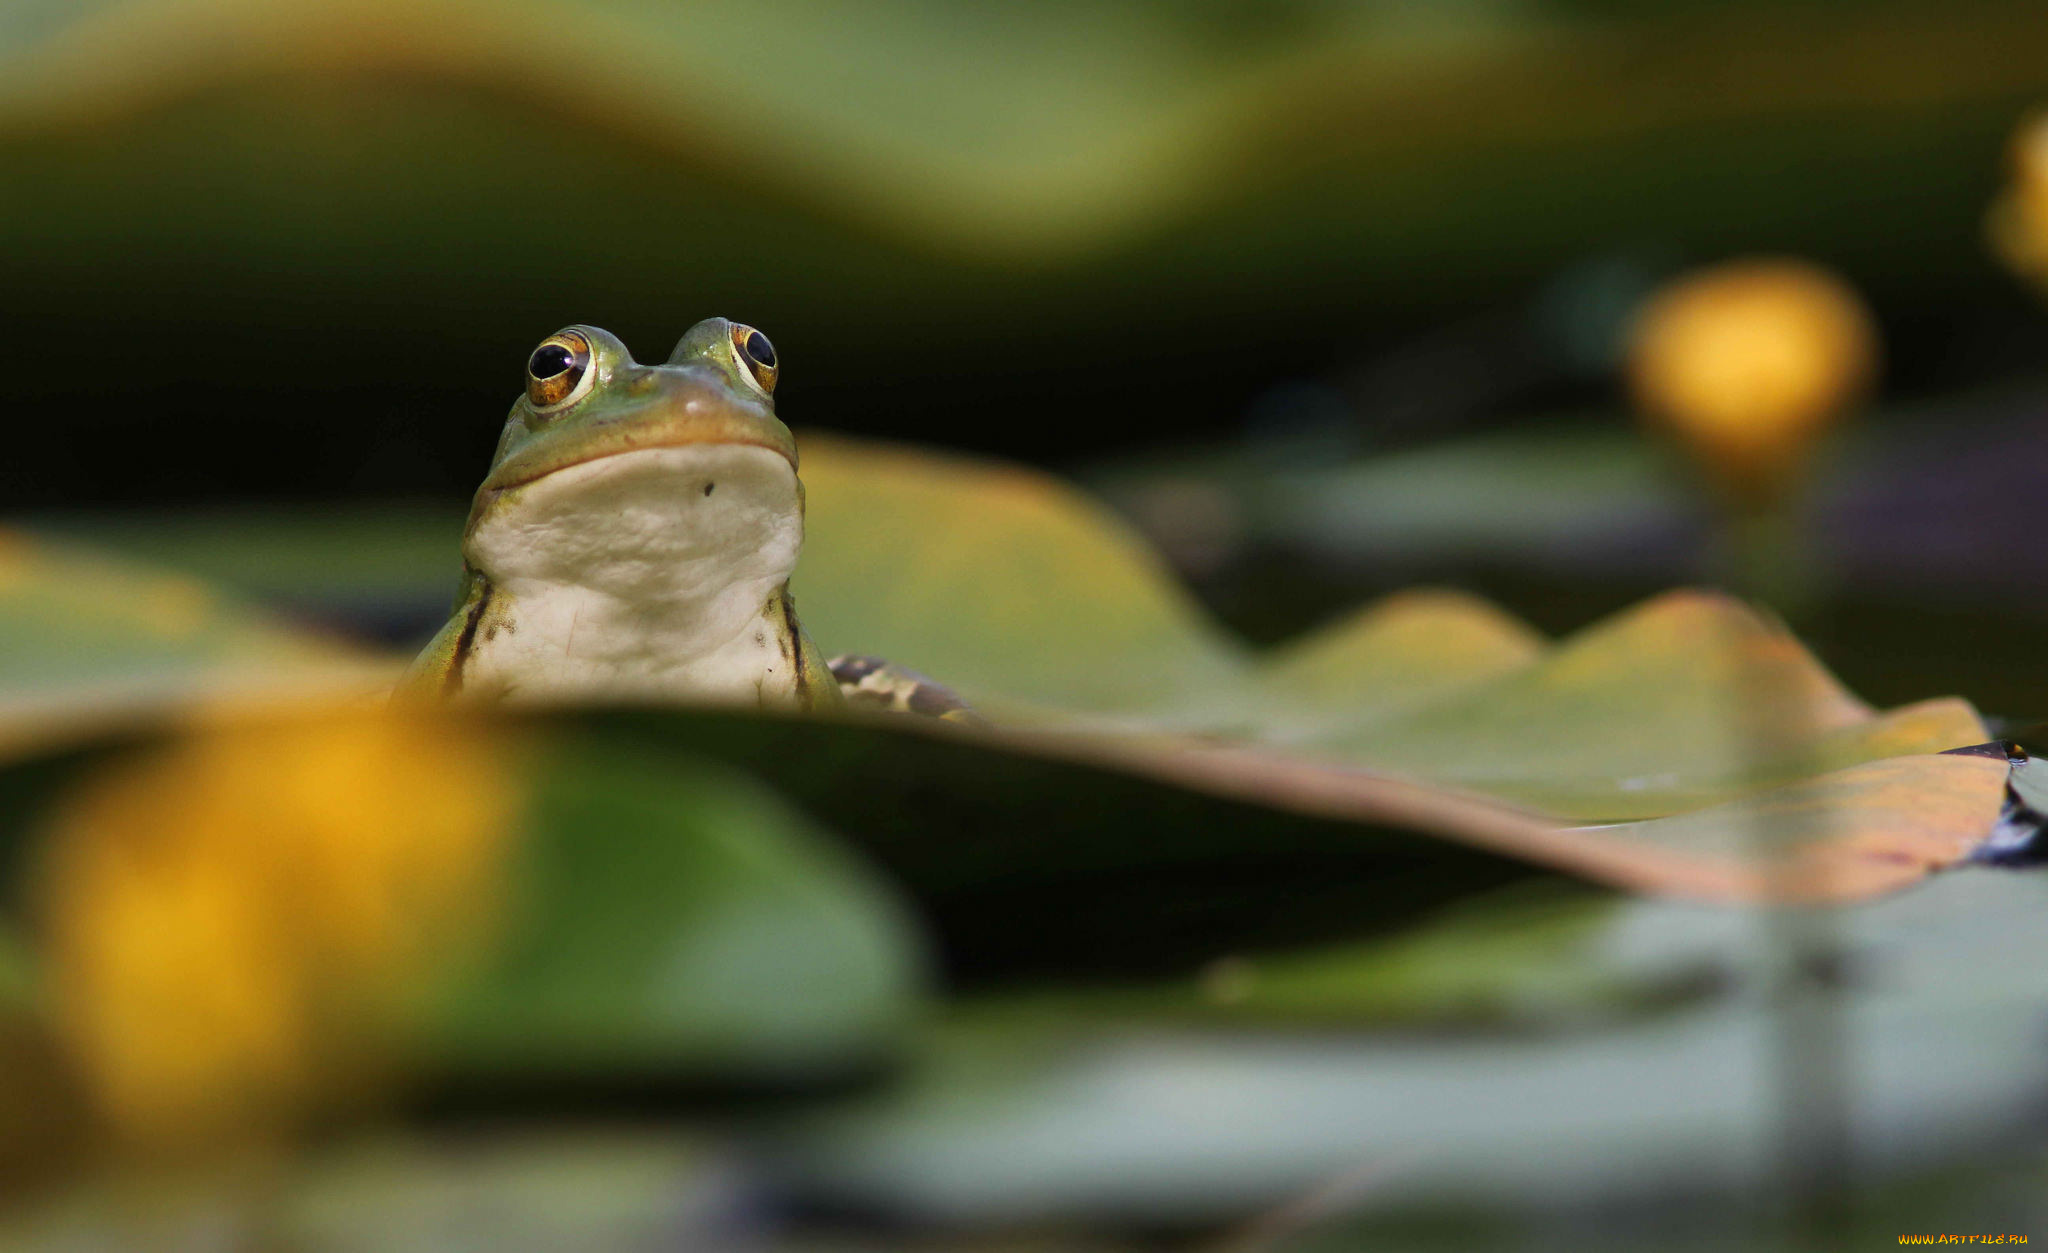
915,718 -> 2013,904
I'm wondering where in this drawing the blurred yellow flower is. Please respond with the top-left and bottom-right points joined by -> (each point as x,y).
1627,259 -> 1878,503
1989,110 -> 2048,288
37,707 -> 521,1149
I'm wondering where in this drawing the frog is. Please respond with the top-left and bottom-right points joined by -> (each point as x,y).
404,319 -> 973,722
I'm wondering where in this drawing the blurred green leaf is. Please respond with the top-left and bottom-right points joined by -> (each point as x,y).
0,918 -> 79,1204
5,433 -> 2006,904
767,870 -> 2048,1227
955,882 -> 1638,1029
0,694 -> 2027,1231
527,709 -> 2005,968
0,921 -> 31,1013
261,1132 -> 736,1253
428,733 -> 929,1083
0,531 -> 366,691
5,0 -> 2045,286
1,1127 -> 1155,1252
22,506 -> 465,609
0,531 -> 395,758
3,1130 -> 741,1253
0,704 -> 929,1163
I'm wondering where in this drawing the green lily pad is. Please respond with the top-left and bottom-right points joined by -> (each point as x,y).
3,0 -> 2044,314
518,710 -> 2005,969
0,921 -> 31,1014
1307,593 -> 1988,820
2,710 -> 927,1093
427,731 -> 929,1083
0,690 -> 2020,1222
766,870 -> 2048,1227
1,432 -> 2008,905
953,881 -> 1636,1029
796,436 -> 1246,723
19,506 -> 466,611
795,436 -> 1991,823
1251,589 -> 1547,733
0,530 -> 395,759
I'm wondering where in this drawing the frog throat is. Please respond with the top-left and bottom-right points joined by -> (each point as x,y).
456,443 -> 807,705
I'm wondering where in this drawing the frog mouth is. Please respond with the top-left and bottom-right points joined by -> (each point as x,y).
487,367 -> 798,479
485,426 -> 797,494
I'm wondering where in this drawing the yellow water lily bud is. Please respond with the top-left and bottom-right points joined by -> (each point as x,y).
1990,110 -> 2048,287
1627,259 -> 1878,504
37,706 -> 519,1149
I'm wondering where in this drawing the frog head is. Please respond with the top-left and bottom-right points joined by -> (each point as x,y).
462,318 -> 801,611
480,319 -> 791,490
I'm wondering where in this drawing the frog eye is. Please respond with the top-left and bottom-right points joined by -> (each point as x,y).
730,324 -> 778,397
526,330 -> 594,411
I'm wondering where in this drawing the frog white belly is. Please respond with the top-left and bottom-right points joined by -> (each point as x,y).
459,443 -> 806,706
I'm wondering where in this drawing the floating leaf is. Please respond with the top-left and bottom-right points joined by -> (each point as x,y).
239,1133 -> 739,1253
796,436 -> 1244,723
1306,594 -> 1987,819
1250,589 -> 1547,734
11,705 -> 927,1148
954,882 -> 1635,1029
4,432 -> 2008,906
766,870 -> 2048,1227
0,530 -> 394,760
21,506 -> 466,613
4,0 -> 2045,285
426,730 -> 929,1084
796,436 -> 1991,826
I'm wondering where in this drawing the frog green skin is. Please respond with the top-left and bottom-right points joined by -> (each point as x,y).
405,319 -> 851,711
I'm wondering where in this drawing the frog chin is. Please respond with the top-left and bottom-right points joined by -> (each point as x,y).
459,442 -> 807,705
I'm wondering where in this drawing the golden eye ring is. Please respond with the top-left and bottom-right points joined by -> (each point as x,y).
731,324 -> 778,396
526,330 -> 594,411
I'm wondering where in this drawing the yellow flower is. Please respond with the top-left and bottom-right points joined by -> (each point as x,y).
37,706 -> 520,1149
1627,259 -> 1878,504
1989,111 -> 2048,287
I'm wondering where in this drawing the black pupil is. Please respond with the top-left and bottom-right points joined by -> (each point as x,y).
529,344 -> 576,380
743,331 -> 776,369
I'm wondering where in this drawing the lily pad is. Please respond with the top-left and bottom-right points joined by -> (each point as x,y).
427,731 -> 930,1084
951,881 -> 1635,1029
766,870 -> 2048,1227
1251,589 -> 1547,733
0,432 -> 2010,906
1307,595 -> 1988,820
3,704 -> 929,1148
795,435 -> 1991,824
0,530 -> 395,760
795,436 -> 1245,723
3,0 -> 2043,295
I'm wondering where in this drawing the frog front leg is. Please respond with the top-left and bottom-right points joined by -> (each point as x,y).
827,654 -> 981,725
400,565 -> 491,698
